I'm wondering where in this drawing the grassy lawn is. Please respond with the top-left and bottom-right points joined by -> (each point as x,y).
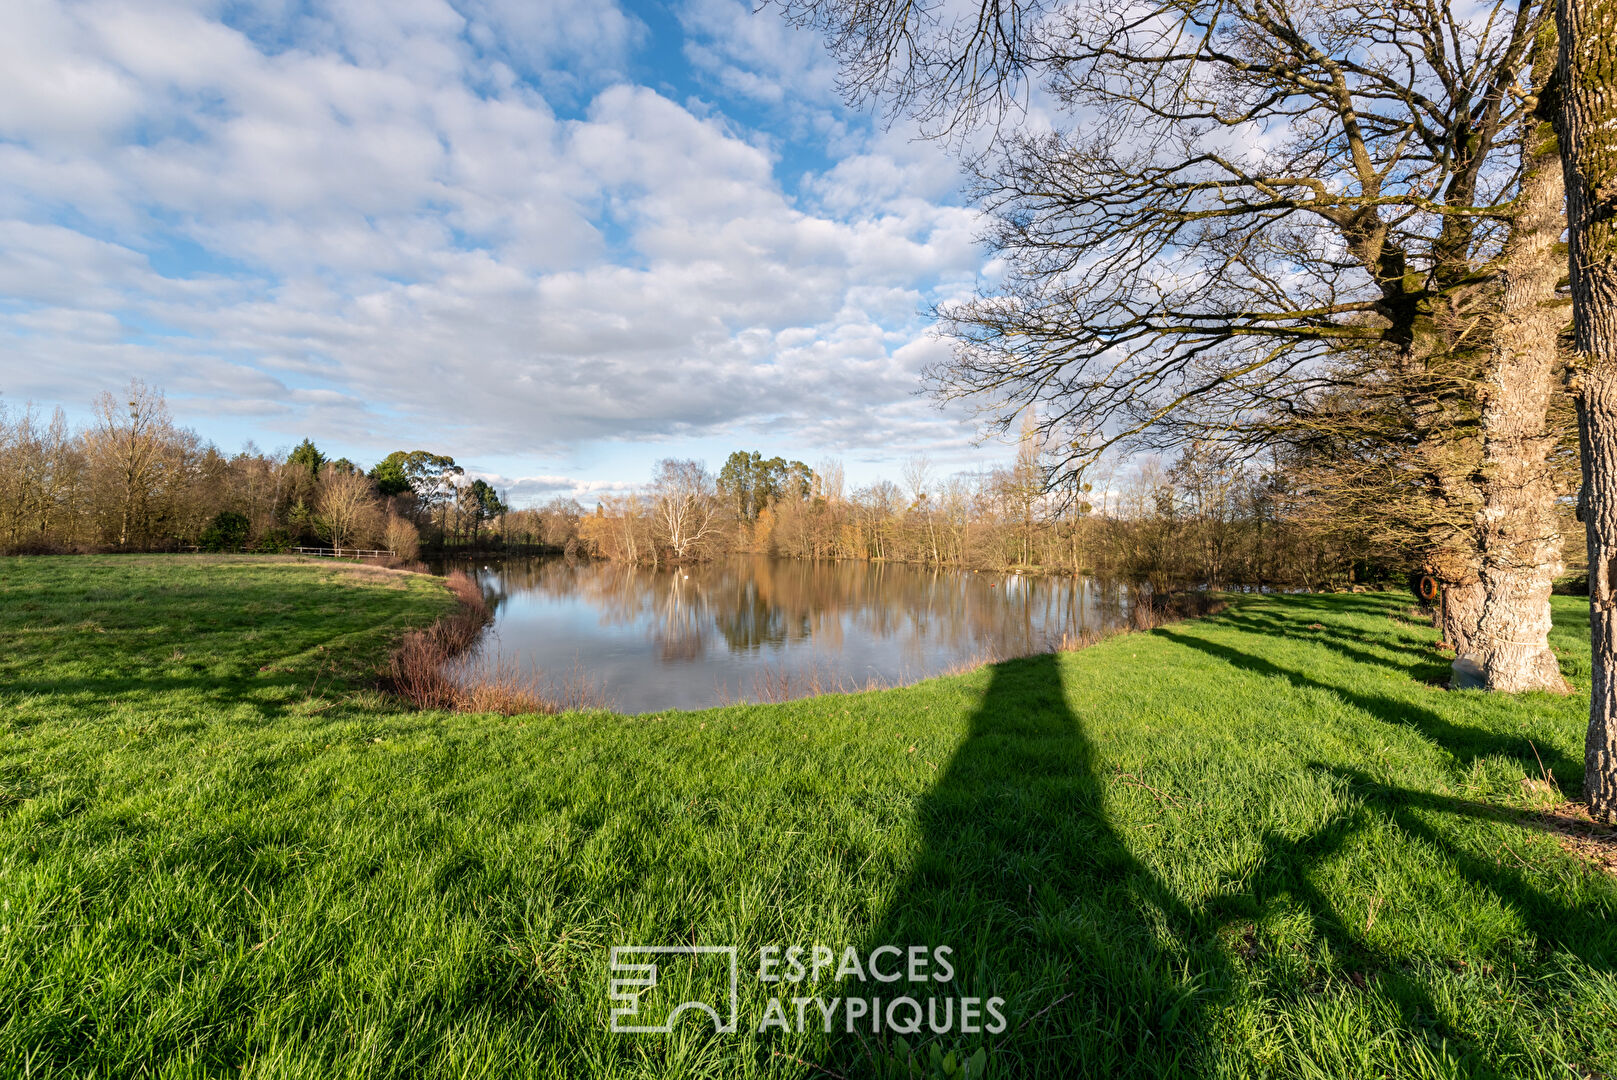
1,555 -> 1614,1078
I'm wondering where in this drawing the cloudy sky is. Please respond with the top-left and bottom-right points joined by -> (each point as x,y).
0,0 -> 1001,504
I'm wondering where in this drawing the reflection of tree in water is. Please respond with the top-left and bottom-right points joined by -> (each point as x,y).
452,555 -> 587,602
710,580 -> 794,652
708,560 -> 1133,666
649,573 -> 708,662
446,555 -> 1133,672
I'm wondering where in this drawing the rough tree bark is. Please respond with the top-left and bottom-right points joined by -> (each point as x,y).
1440,573 -> 1487,657
1475,40 -> 1573,694
1556,0 -> 1617,820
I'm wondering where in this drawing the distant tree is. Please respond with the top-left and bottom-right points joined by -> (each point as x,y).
383,514 -> 420,560
199,510 -> 250,552
717,450 -> 815,520
537,497 -> 585,550
458,479 -> 508,543
815,457 -> 845,504
83,380 -> 193,549
903,455 -> 941,564
315,466 -> 380,550
653,459 -> 722,560
0,403 -> 81,550
368,452 -> 413,497
368,450 -> 462,524
288,439 -> 326,478
718,451 -> 762,519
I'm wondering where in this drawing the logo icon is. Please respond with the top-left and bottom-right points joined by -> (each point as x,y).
609,946 -> 739,1034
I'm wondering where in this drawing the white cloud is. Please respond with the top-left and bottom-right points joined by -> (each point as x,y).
0,0 -> 998,500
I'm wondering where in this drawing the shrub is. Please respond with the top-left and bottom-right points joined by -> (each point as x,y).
252,527 -> 296,554
199,511 -> 250,552
383,514 -> 420,560
386,571 -> 491,710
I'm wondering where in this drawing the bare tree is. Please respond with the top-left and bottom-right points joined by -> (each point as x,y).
816,457 -> 846,504
83,380 -> 191,549
902,454 -> 942,564
315,466 -> 380,551
0,403 -> 83,550
652,459 -> 723,561
781,0 -> 1569,689
383,513 -> 420,560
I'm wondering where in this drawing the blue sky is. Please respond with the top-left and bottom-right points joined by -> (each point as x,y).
0,0 -> 1001,503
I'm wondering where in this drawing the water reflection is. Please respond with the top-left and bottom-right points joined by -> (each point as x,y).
428,555 -> 1133,714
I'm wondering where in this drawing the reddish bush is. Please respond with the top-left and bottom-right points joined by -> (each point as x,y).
386,571 -> 612,715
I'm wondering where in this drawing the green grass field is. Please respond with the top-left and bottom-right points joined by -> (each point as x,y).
1,555 -> 1613,1079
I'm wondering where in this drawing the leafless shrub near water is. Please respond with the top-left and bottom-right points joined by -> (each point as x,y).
1129,591 -> 1228,631
449,652 -> 615,715
386,570 -> 488,709
385,570 -> 613,715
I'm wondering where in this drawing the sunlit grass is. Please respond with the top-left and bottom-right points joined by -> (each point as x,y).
0,555 -> 1612,1078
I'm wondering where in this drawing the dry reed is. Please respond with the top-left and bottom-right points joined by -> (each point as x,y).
747,662 -> 890,704
385,570 -> 612,714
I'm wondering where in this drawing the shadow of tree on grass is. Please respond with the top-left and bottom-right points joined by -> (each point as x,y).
817,653 -> 1227,1078
813,639 -> 1614,1078
1156,628 -> 1583,795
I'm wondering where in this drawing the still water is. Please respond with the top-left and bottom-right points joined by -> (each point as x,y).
429,555 -> 1134,714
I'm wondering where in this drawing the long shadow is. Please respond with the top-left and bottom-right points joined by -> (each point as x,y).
1155,629 -> 1584,792
1314,764 -> 1616,971
811,641 -> 1610,1077
818,653 -> 1228,1078
1214,610 -> 1446,679
1194,763 -> 1616,1072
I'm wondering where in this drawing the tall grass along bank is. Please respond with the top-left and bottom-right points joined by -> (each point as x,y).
0,555 -> 1613,1078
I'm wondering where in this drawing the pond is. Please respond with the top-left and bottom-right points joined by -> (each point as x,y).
427,555 -> 1136,714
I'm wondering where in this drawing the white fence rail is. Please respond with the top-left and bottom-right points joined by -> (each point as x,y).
291,546 -> 393,560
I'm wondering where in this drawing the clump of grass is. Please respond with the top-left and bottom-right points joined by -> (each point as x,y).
451,652 -> 555,715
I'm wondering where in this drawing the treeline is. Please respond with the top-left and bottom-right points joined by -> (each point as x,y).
4,381 -> 1576,592
0,382 -> 514,558
559,444 -> 1452,589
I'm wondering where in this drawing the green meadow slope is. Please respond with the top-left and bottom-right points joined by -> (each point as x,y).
0,555 -> 1612,1079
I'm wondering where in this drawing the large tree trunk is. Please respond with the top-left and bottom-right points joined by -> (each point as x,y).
1577,378 -> 1617,818
1475,52 -> 1571,694
1556,0 -> 1617,821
